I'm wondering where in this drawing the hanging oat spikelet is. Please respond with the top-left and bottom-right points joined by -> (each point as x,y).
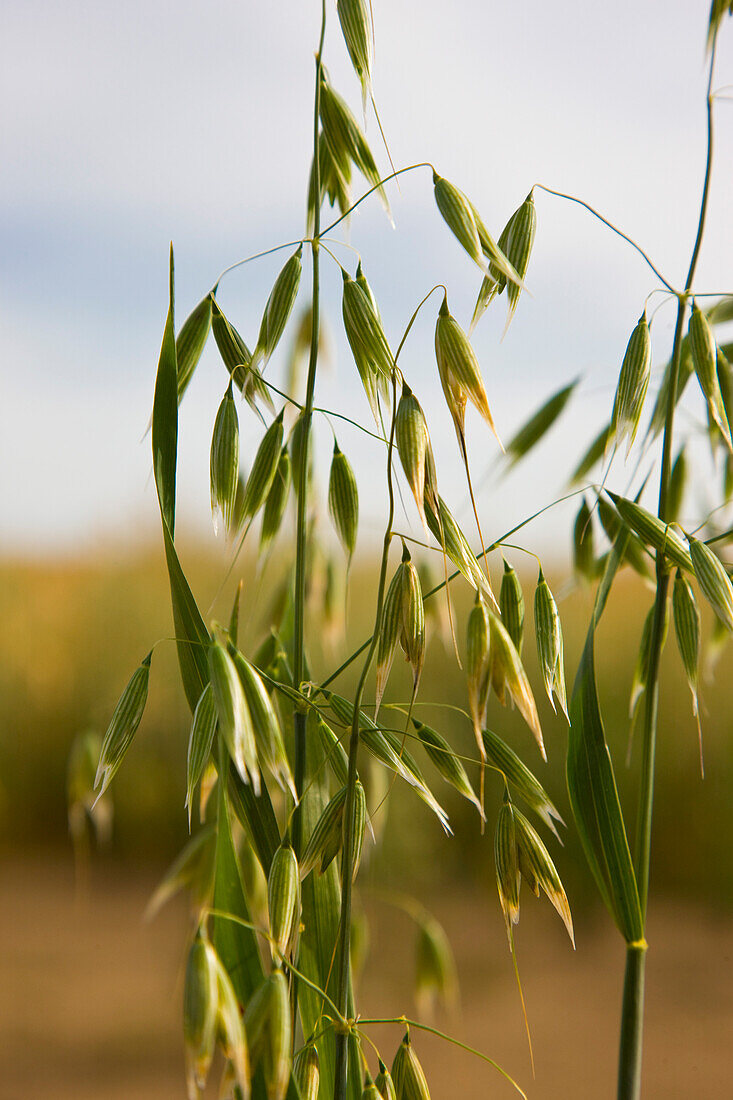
207,640 -> 260,795
210,383 -> 240,536
230,647 -> 295,799
267,843 -> 301,960
176,294 -> 213,402
396,382 -> 439,527
497,190 -> 537,331
432,171 -> 484,269
470,201 -> 525,292
316,715 -> 349,786
423,492 -> 493,601
337,0 -> 373,112
328,440 -> 359,561
185,683 -> 217,829
610,312 -> 652,457
466,592 -> 490,748
482,728 -> 564,837
211,952 -> 250,1100
252,246 -> 303,369
307,130 -> 352,233
608,492 -> 692,572
471,191 -> 536,334
94,653 -> 152,801
435,295 -> 502,453
487,609 -> 545,759
260,447 -> 291,552
414,913 -> 458,1015
513,808 -> 574,946
494,798 -> 520,939
342,269 -> 393,420
412,720 -> 483,817
673,568 -> 704,773
688,535 -> 733,632
300,786 -> 348,877
293,1044 -> 320,1100
362,1072 -> 381,1100
375,1058 -> 398,1100
391,1032 -> 431,1100
689,301 -> 733,451
240,410 -> 285,522
319,68 -> 389,215
533,567 -> 569,720
183,933 -> 218,1100
375,543 -> 425,716
499,559 -> 525,653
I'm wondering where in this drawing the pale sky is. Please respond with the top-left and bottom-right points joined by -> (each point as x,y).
2,0 -> 732,558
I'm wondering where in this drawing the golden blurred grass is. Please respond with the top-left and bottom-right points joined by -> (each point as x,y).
1,540 -> 732,910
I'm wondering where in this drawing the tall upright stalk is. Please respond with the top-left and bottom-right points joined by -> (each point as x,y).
293,0 -> 327,841
617,36 -> 718,1100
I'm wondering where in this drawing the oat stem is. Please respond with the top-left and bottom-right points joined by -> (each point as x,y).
291,0 -> 327,1039
293,0 -> 327,844
617,35 -> 718,1100
534,185 -> 676,294
333,373 -> 399,1100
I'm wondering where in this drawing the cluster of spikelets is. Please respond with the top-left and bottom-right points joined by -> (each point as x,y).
91,0 -> 733,1097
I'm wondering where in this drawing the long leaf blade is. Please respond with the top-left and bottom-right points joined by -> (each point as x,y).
567,628 -> 643,944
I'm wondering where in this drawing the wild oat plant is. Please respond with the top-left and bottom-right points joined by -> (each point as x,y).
92,3 -> 733,1098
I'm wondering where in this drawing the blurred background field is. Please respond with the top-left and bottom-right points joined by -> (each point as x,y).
2,540 -> 732,1097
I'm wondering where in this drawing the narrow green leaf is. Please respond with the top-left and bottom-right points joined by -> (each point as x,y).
566,628 -> 643,944
569,422 -> 611,485
162,525 -> 210,711
152,245 -> 178,537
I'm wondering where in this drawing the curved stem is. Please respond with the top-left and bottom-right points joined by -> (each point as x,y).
617,35 -> 718,1100
211,239 -> 306,292
319,162 -> 434,237
534,184 -> 676,294
356,1018 -> 528,1098
333,373 -> 400,1100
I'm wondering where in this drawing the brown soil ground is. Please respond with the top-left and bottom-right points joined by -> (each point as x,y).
2,854 -> 731,1099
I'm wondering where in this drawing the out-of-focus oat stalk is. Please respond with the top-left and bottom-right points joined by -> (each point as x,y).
617,33 -> 719,1100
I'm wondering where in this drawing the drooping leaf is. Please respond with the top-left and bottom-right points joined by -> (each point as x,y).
504,380 -> 578,470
